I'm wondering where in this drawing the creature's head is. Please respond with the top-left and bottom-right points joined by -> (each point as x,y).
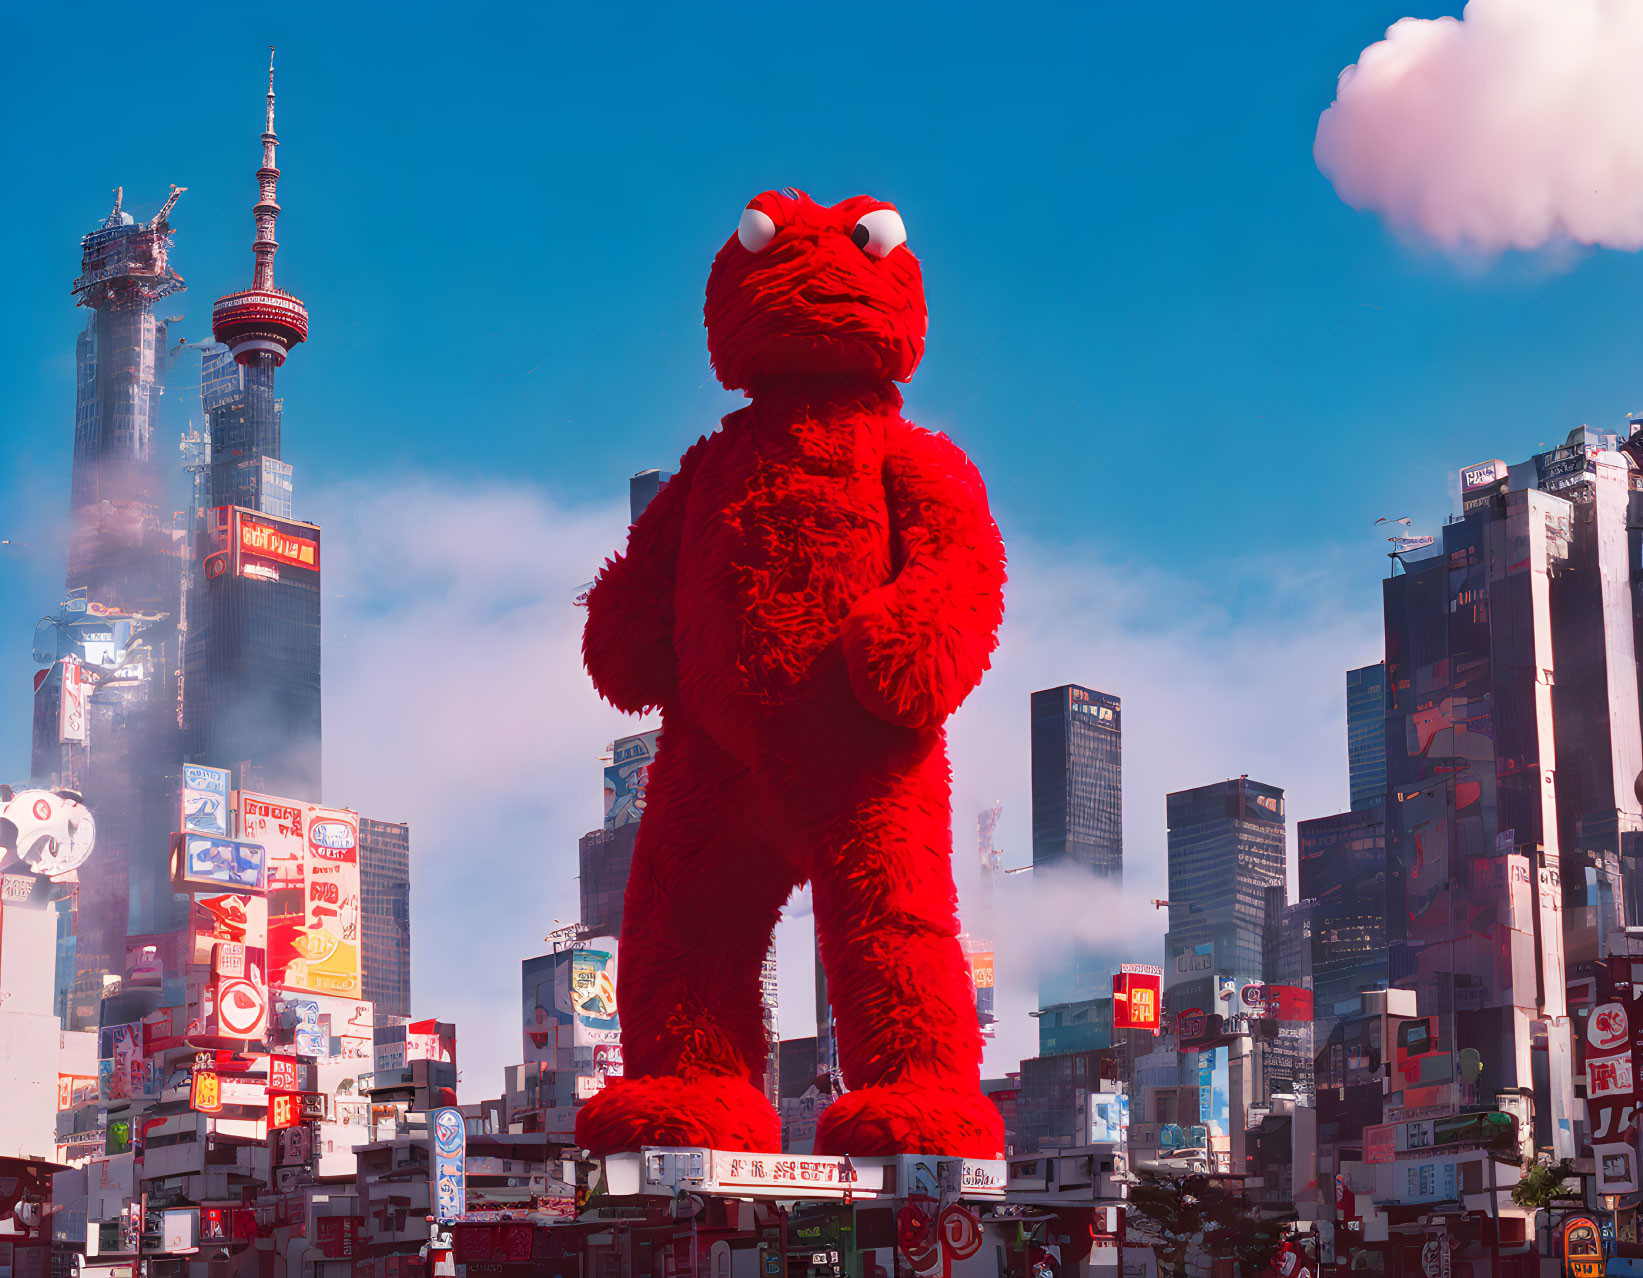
705,189 -> 925,392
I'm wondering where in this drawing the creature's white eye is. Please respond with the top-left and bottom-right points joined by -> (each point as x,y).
850,208 -> 907,259
738,207 -> 777,252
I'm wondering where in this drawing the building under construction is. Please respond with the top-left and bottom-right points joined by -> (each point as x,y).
32,185 -> 192,1026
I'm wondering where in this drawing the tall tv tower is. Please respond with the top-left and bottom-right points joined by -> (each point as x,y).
210,45 -> 308,498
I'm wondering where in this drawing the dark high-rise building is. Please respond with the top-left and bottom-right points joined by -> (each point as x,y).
1260,889 -> 1316,1105
1031,684 -> 1122,1007
33,185 -> 192,1026
185,506 -> 322,798
1297,806 -> 1389,1036
1345,663 -> 1387,810
577,823 -> 638,937
183,52 -> 321,800
359,817 -> 412,1019
629,469 -> 672,522
1162,776 -> 1286,1015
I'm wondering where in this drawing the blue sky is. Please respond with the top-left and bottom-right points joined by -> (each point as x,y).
5,1 -> 1642,1084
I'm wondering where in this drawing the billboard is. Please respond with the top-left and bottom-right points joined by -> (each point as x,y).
191,892 -> 267,964
174,834 -> 267,893
604,730 -> 660,829
568,944 -> 620,1046
183,765 -> 230,836
1460,459 -> 1506,492
235,796 -> 360,995
295,807 -> 360,996
235,792 -> 305,891
236,511 -> 320,574
432,1107 -> 466,1222
1113,964 -> 1162,1031
57,657 -> 88,744
1197,1046 -> 1229,1137
208,940 -> 268,1042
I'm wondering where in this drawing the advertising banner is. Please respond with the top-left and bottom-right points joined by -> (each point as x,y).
431,1107 -> 466,1222
235,793 -> 306,891
294,807 -> 360,996
209,940 -> 268,1042
1113,965 -> 1162,1031
191,893 -> 267,964
183,766 -> 230,836
175,834 -> 267,893
1197,1046 -> 1229,1137
568,944 -> 620,1046
100,1024 -> 143,1101
57,657 -> 87,744
604,730 -> 660,829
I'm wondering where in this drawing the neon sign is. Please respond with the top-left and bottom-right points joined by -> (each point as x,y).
238,517 -> 319,571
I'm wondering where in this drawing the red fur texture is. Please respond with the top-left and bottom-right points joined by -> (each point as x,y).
576,190 -> 1006,1159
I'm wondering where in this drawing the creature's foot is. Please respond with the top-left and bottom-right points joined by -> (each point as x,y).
814,1082 -> 1004,1158
574,1074 -> 779,1155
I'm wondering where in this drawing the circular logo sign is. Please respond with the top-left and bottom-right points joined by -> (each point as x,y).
434,1107 -> 464,1155
938,1205 -> 982,1260
1241,983 -> 1267,1008
1590,1002 -> 1629,1053
216,978 -> 265,1038
31,799 -> 50,821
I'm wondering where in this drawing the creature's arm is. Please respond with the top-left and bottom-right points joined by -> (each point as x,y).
582,439 -> 705,714
841,423 -> 1006,729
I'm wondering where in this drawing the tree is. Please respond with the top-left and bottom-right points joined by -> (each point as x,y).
1127,1171 -> 1286,1278
1510,1156 -> 1581,1211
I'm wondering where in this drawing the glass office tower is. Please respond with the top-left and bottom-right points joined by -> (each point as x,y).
1031,684 -> 1122,1007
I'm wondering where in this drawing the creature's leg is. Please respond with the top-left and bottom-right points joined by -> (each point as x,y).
575,725 -> 796,1156
807,736 -> 1004,1158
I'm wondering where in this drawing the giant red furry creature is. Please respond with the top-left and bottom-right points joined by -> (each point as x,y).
575,189 -> 1006,1159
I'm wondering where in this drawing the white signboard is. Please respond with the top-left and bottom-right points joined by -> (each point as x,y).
707,1151 -> 883,1200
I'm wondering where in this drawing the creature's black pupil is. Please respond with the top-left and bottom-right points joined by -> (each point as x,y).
851,223 -> 871,250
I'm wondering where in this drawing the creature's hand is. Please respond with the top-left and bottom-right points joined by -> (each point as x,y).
841,427 -> 1005,729
583,440 -> 704,714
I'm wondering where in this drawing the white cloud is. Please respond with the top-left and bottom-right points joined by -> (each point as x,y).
1315,0 -> 1643,254
315,477 -> 1381,1097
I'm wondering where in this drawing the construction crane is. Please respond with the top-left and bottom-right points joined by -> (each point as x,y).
148,185 -> 186,230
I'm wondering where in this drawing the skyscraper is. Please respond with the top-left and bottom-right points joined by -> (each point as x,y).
359,817 -> 412,1019
1297,806 -> 1388,1036
1345,663 -> 1387,811
34,184 -> 192,1026
1162,776 -> 1286,1015
1375,430 -> 1643,1161
183,50 -> 322,800
1031,684 -> 1122,1007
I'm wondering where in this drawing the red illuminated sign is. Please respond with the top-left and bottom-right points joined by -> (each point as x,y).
238,517 -> 319,571
1113,969 -> 1162,1031
269,1093 -> 301,1130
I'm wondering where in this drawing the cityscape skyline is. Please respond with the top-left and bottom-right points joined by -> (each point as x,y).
8,5 -> 1643,1273
4,0 -> 1643,1122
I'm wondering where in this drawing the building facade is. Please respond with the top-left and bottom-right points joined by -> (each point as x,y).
1346,662 -> 1387,811
359,817 -> 412,1019
1162,776 -> 1286,1016
1030,684 -> 1122,1007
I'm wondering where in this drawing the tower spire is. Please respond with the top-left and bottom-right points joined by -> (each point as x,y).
213,45 -> 308,366
253,43 -> 281,291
